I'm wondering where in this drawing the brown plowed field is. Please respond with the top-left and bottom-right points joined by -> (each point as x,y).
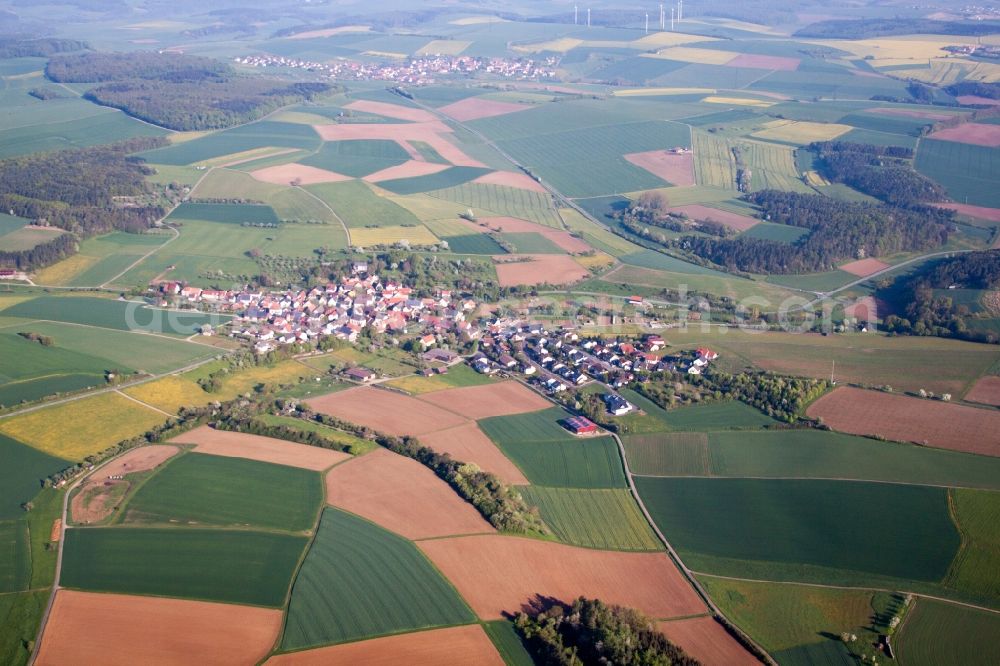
312,122 -> 483,167
439,97 -> 532,122
842,296 -> 880,322
324,448 -> 495,539
928,123 -> 1000,147
171,426 -> 349,470
473,170 -> 548,192
839,257 -> 890,277
725,53 -> 800,70
364,160 -> 450,182
667,205 -> 758,232
344,100 -> 437,123
250,163 -> 350,185
265,625 -> 503,665
965,376 -> 1000,407
419,535 -> 706,620
418,381 -> 551,419
494,254 -> 589,287
307,386 -> 467,436
421,422 -> 530,485
625,151 -> 695,186
71,445 -> 179,524
930,202 -> 1000,223
49,519 -> 61,542
36,590 -> 282,666
657,617 -> 759,666
868,107 -> 954,121
806,386 -> 1000,456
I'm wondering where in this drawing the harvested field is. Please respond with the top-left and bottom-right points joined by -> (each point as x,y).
251,163 -> 349,186
36,590 -> 282,666
625,150 -> 695,187
170,425 -> 349,471
418,380 -> 551,419
421,422 -> 530,485
344,100 -> 437,123
726,54 -> 800,71
494,254 -> 589,287
70,445 -> 179,524
965,376 -> 1000,407
806,387 -> 1000,457
839,257 -> 890,277
868,107 -> 955,121
325,448 -> 494,539
440,98 -> 532,122
286,25 -> 369,39
473,170 -> 547,192
668,204 -> 758,232
307,386 -> 466,436
267,625 -> 503,666
364,160 -> 449,182
657,617 -> 759,666
930,202 -> 1000,222
419,535 -> 706,620
928,123 -> 1000,148
312,122 -> 483,167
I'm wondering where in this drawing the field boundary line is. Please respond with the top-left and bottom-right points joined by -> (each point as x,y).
113,388 -> 176,418
293,185 -> 352,247
691,571 -> 1000,615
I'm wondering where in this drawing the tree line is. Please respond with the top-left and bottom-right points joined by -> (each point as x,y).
47,51 -> 333,131
514,596 -> 700,666
795,18 -> 1000,39
675,190 -> 951,274
883,250 -> 1000,344
0,37 -> 87,58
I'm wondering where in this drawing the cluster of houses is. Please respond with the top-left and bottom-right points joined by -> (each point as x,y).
466,320 -> 721,398
235,54 -> 557,84
154,264 -> 475,353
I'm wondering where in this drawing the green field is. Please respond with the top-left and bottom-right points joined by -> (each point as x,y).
61,527 -> 307,607
497,120 -> 690,197
3,296 -> 226,336
0,435 -> 69,520
168,202 -> 280,225
301,139 -> 409,177
376,166 -> 491,195
122,453 -> 323,532
441,233 -> 507,254
519,487 -> 661,551
0,590 -> 49,666
0,521 -> 29,593
307,180 -> 422,228
915,139 -> 1000,208
0,109 -> 168,160
944,489 -> 1000,600
139,121 -> 321,166
479,409 -> 626,488
636,477 -> 960,584
624,428 -> 1000,490
498,232 -> 565,254
741,221 -> 810,243
281,508 -> 475,650
619,249 -> 731,276
385,363 -> 495,395
701,576 -> 872,664
896,598 -> 1000,666
483,620 -> 535,666
428,182 -> 563,228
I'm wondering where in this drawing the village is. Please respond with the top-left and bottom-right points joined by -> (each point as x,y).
235,53 -> 558,85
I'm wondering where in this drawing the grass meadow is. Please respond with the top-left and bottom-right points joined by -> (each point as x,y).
385,364 -> 495,395
122,453 -> 323,532
281,508 -> 475,650
0,520 -> 29,593
61,527 -> 307,607
896,599 -> 1000,666
0,435 -> 69,520
519,487 -> 661,551
944,489 -> 1000,601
